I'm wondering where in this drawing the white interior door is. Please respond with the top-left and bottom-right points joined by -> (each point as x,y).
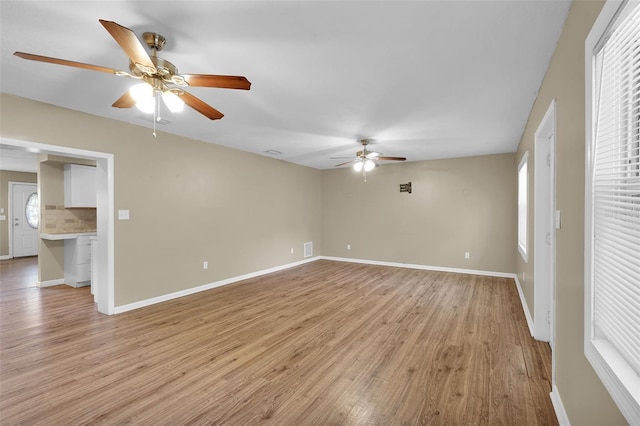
11,182 -> 39,258
533,100 -> 556,349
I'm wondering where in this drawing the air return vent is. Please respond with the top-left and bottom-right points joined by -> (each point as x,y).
303,241 -> 313,258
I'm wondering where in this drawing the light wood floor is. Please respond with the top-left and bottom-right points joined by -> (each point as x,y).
0,256 -> 38,291
0,259 -> 555,425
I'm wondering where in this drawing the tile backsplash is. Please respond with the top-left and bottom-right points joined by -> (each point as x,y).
42,205 -> 96,234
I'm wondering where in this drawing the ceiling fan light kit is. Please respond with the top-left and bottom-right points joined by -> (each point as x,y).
353,158 -> 376,172
335,139 -> 406,181
13,19 -> 251,136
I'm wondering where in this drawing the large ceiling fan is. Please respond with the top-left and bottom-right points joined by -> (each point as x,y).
14,19 -> 250,122
334,139 -> 406,180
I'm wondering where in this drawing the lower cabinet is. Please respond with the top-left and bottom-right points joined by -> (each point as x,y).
64,236 -> 92,287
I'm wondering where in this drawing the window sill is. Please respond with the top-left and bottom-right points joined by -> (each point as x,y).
585,339 -> 640,423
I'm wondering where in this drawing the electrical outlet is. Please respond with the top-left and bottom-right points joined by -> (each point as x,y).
118,210 -> 130,220
203,261 -> 208,270
465,252 -> 470,259
347,244 -> 351,250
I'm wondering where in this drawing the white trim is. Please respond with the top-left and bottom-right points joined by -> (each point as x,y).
513,274 -> 534,336
8,180 -> 38,259
0,255 -> 10,260
584,1 -> 640,423
38,278 -> 65,288
320,255 -> 516,278
114,256 -> 320,314
518,152 -> 529,262
586,342 -> 640,422
0,138 -> 115,315
533,98 -> 557,344
114,256 -> 526,315
550,385 -> 571,426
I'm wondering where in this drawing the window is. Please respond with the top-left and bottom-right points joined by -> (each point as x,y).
25,192 -> 39,229
585,1 -> 640,423
518,152 -> 529,262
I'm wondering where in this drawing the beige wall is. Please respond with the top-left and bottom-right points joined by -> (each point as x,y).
322,153 -> 516,273
0,93 -> 323,306
0,170 -> 37,256
516,1 -> 625,424
37,158 -> 66,283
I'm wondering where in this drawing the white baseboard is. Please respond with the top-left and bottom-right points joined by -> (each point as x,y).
114,256 -> 320,314
113,255 -> 525,318
319,256 -> 516,278
550,385 -> 570,426
0,255 -> 10,260
513,274 -> 534,336
39,278 -> 65,288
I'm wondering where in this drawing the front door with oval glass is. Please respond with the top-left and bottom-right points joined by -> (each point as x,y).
11,182 -> 38,257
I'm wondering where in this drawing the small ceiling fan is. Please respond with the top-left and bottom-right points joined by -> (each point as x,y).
334,138 -> 406,168
14,19 -> 251,122
333,139 -> 406,181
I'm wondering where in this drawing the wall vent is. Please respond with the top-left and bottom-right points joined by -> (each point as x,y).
303,241 -> 313,258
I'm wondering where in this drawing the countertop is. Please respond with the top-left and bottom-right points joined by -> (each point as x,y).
41,232 -> 97,240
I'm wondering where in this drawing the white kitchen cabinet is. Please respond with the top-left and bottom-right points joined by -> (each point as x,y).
64,235 -> 93,287
64,164 -> 96,207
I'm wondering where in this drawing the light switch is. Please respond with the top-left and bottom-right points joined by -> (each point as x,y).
0,207 -> 4,213
555,210 -> 561,230
118,210 -> 130,220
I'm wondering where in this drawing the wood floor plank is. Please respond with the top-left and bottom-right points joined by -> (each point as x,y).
0,258 -> 556,425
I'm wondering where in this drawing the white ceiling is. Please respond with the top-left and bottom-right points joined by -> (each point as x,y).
0,1 -> 570,170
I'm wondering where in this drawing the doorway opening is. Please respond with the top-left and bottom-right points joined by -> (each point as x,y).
0,138 -> 114,315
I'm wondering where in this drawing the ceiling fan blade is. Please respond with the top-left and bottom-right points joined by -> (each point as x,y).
99,19 -> 156,74
182,74 -> 251,90
334,160 -> 357,167
14,52 -> 118,74
377,156 -> 407,161
112,91 -> 136,108
179,90 -> 224,120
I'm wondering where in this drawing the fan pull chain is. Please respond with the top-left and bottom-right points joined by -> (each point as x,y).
152,92 -> 158,138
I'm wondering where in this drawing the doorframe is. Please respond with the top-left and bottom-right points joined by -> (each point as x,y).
533,99 -> 557,348
0,138 -> 115,315
7,181 -> 38,259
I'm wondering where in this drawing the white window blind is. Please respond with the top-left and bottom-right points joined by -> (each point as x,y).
592,2 -> 640,380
